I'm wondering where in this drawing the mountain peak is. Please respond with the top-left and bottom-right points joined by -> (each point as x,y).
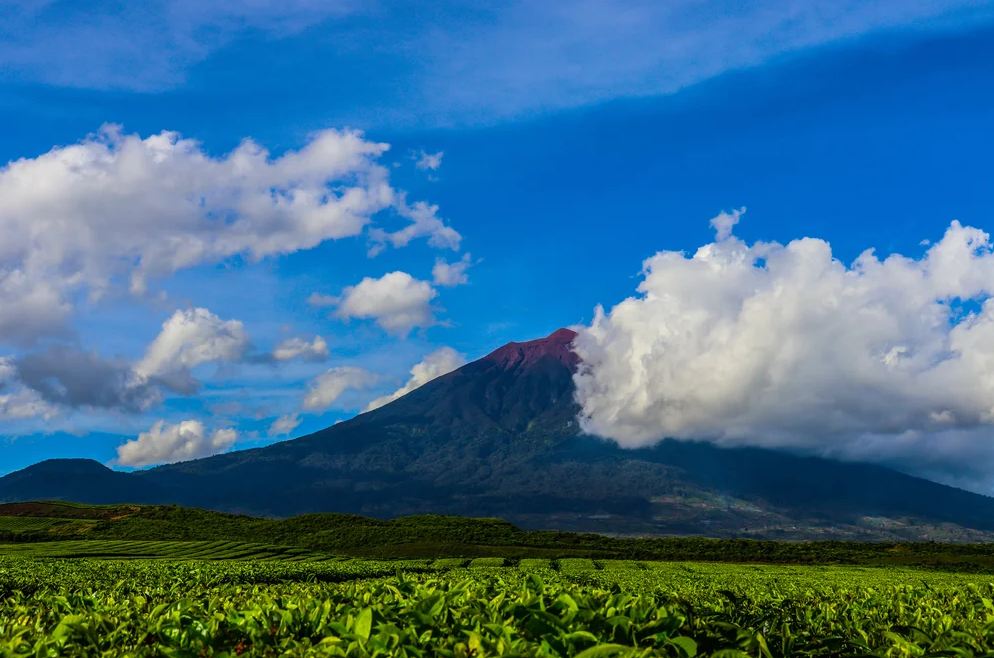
9,328 -> 994,540
14,458 -> 111,475
484,328 -> 579,371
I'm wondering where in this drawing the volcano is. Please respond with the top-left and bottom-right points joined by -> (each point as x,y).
4,328 -> 994,540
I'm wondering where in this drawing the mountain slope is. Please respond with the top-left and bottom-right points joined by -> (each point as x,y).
3,328 -> 994,540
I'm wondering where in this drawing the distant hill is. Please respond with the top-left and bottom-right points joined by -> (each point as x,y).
3,328 -> 994,541
6,501 -> 994,570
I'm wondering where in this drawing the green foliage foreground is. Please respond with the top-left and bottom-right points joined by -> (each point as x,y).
2,557 -> 994,657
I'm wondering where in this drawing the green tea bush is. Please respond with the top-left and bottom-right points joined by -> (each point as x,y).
0,556 -> 993,656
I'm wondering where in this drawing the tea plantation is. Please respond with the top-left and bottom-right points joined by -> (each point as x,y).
3,503 -> 994,655
1,552 -> 994,656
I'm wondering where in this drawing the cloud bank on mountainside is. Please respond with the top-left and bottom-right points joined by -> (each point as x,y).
574,211 -> 994,486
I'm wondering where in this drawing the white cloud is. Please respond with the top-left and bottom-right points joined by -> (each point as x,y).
422,1 -> 992,122
272,336 -> 328,362
136,308 -> 249,392
269,413 -> 302,436
710,207 -> 745,241
306,293 -> 338,308
0,356 -> 57,420
365,347 -> 466,411
302,366 -> 378,411
7,307 -> 248,415
0,358 -> 15,385
368,200 -> 461,255
16,347 -> 160,412
415,150 -> 444,171
0,389 -> 55,421
2,2 -> 986,123
0,2 -> 354,91
333,271 -> 438,335
574,213 -> 994,481
0,273 -> 70,346
432,253 -> 473,287
115,419 -> 237,467
0,125 -> 459,343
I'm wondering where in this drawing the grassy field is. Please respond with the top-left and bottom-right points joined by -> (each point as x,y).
9,501 -> 994,570
0,553 -> 992,656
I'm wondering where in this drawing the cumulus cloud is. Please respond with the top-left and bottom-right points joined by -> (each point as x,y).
332,271 -> 438,335
272,336 -> 328,362
115,419 -> 237,467
0,388 -> 54,421
432,253 -> 473,287
0,358 -> 16,387
302,366 -> 378,411
268,413 -> 302,436
415,150 -> 444,171
306,293 -> 337,308
0,274 -> 70,346
365,347 -> 466,411
574,213 -> 994,480
136,308 -> 249,393
0,125 -> 459,343
0,356 -> 57,420
710,207 -> 744,241
16,348 -> 160,412
368,201 -> 461,255
8,307 -> 247,415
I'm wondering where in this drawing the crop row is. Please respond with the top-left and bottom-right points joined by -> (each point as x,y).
0,540 -> 329,561
0,556 -> 993,655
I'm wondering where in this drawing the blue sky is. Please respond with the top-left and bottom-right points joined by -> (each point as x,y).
2,1 -> 994,487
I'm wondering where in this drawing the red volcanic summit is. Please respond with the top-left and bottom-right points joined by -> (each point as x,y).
483,328 -> 580,371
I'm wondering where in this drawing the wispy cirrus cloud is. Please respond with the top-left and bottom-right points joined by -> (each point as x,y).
0,1 -> 354,91
3,1 -> 990,123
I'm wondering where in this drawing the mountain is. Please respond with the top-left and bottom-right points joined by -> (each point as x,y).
3,328 -> 994,541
